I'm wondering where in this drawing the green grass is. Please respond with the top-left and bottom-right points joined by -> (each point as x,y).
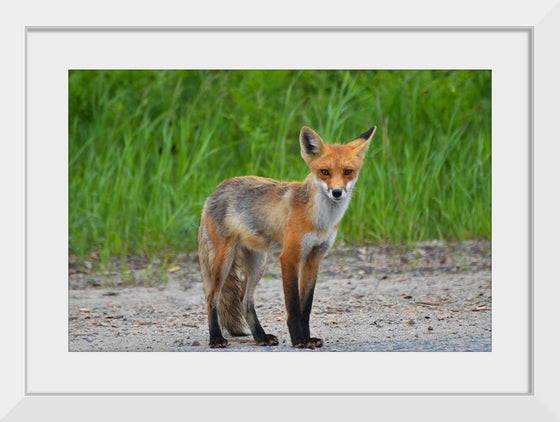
69,70 -> 491,265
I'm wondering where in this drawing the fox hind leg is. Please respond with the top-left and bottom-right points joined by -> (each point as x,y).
242,249 -> 278,346
207,238 -> 238,348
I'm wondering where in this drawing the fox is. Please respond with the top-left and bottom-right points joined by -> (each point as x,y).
197,125 -> 376,348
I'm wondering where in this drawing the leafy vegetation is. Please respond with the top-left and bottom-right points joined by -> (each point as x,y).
69,70 -> 491,266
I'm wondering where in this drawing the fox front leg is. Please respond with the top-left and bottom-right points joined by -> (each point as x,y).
298,248 -> 324,348
279,245 -> 305,347
279,244 -> 319,349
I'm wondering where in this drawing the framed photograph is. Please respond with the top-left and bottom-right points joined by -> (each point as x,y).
3,0 -> 559,420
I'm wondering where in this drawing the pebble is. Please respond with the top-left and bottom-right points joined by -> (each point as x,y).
191,340 -> 200,346
138,304 -> 155,314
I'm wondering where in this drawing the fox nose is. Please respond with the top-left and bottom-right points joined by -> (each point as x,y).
332,189 -> 343,198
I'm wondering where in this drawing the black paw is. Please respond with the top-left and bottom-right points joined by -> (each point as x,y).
293,337 -> 323,349
256,334 -> 279,346
308,337 -> 323,348
209,336 -> 228,348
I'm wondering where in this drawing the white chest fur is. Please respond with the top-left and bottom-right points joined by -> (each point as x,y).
299,189 -> 351,258
300,229 -> 337,259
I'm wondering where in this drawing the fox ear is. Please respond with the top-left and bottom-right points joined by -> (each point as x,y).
348,126 -> 376,160
300,126 -> 326,164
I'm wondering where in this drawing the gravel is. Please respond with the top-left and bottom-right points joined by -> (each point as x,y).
68,240 -> 491,352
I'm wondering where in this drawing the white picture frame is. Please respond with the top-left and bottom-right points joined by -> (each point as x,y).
3,0 -> 560,420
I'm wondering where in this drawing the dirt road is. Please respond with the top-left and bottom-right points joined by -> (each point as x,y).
68,240 -> 491,352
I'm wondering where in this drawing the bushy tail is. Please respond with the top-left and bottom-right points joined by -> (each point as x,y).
197,214 -> 249,336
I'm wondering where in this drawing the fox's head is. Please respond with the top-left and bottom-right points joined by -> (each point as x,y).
300,125 -> 376,202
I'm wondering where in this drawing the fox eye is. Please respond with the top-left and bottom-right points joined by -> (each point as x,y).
320,169 -> 330,176
344,169 -> 353,176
